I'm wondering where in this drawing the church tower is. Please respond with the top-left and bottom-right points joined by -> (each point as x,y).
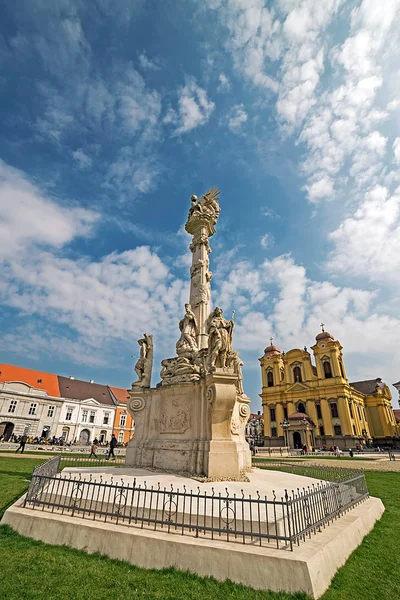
311,324 -> 348,383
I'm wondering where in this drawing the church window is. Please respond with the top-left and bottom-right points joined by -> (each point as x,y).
297,402 -> 306,414
316,404 -> 322,419
270,407 -> 276,422
267,371 -> 274,387
357,406 -> 362,421
319,425 -> 325,436
323,361 -> 332,378
283,406 -> 288,419
353,425 -> 356,435
349,403 -> 354,418
293,366 -> 302,382
271,427 -> 277,437
330,403 -> 339,418
334,424 -> 342,436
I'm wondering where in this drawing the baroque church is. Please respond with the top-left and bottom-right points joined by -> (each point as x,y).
259,327 -> 399,449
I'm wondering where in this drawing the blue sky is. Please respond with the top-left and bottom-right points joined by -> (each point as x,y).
1,0 -> 400,409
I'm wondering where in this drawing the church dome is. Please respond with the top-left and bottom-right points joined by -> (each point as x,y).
315,331 -> 334,341
264,343 -> 280,355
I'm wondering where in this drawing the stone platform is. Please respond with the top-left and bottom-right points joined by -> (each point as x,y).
2,467 -> 384,598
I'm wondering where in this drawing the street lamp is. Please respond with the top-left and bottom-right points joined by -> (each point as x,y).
280,418 -> 290,448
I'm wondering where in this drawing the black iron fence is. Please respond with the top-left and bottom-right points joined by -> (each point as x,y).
22,457 -> 369,551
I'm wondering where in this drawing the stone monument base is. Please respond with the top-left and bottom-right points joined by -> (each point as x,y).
2,466 -> 384,599
126,370 -> 252,478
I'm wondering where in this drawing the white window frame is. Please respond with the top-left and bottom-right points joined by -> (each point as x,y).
82,410 -> 88,423
28,403 -> 38,416
8,400 -> 17,413
119,413 -> 127,427
89,411 -> 96,424
47,405 -> 55,418
65,407 -> 73,421
118,431 -> 124,443
103,412 -> 110,425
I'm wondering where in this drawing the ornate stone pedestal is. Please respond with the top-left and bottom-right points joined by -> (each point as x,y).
126,371 -> 251,478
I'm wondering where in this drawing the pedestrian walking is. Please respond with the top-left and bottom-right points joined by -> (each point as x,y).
89,442 -> 98,459
16,434 -> 27,453
109,434 -> 118,460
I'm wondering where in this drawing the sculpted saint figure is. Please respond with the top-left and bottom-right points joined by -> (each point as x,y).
132,333 -> 153,388
206,307 -> 234,370
176,304 -> 199,355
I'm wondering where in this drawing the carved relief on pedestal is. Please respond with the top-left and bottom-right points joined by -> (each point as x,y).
160,397 -> 192,434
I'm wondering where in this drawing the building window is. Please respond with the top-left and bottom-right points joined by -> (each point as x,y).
89,411 -> 96,424
316,404 -> 322,419
8,400 -> 17,413
24,424 -> 30,434
271,427 -> 277,437
118,431 -> 124,443
357,406 -> 362,421
297,402 -> 306,414
334,424 -> 342,436
293,366 -> 302,382
349,403 -> 354,419
323,361 -> 332,378
120,413 -> 127,427
319,425 -> 325,437
353,425 -> 356,435
82,410 -> 88,423
65,407 -> 73,421
28,403 -> 37,416
47,406 -> 55,418
270,407 -> 276,422
330,403 -> 339,418
267,371 -> 274,387
103,412 -> 110,425
283,406 -> 288,419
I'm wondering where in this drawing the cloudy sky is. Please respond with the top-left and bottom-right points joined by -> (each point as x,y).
1,0 -> 399,409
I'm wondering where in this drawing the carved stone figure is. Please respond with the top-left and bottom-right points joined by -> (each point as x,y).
187,188 -> 220,225
132,333 -> 153,388
176,304 -> 199,356
160,397 -> 191,434
206,307 -> 234,370
227,350 -> 244,395
160,356 -> 201,386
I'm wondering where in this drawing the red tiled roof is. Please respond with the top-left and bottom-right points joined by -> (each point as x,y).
0,363 -> 61,397
110,386 -> 130,404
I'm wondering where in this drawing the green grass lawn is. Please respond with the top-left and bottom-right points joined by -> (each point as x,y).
0,456 -> 398,600
253,455 -> 379,462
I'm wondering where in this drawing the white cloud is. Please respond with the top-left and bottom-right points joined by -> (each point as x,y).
328,185 -> 400,282
260,233 -> 274,249
217,73 -> 231,92
227,104 -> 248,132
72,149 -> 92,170
138,51 -> 161,71
173,79 -> 215,135
393,137 -> 400,165
261,207 -> 280,219
0,160 -> 98,259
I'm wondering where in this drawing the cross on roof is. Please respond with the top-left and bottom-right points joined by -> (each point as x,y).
320,323 -> 325,332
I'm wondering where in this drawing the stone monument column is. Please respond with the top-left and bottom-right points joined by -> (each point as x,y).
185,189 -> 220,350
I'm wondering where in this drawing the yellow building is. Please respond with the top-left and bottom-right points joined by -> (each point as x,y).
259,328 -> 399,449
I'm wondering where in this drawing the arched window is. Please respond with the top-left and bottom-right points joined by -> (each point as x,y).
293,366 -> 302,382
323,360 -> 332,378
297,402 -> 306,414
267,371 -> 274,387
